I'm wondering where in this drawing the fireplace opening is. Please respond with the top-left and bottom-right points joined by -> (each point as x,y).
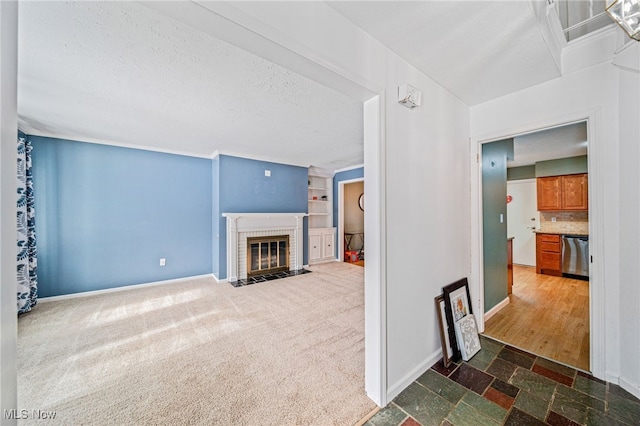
247,235 -> 289,277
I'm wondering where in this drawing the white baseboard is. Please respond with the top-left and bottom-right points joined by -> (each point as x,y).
483,296 -> 510,322
386,349 -> 442,403
212,273 -> 228,284
605,371 -> 620,385
619,376 -> 640,400
38,274 -> 215,303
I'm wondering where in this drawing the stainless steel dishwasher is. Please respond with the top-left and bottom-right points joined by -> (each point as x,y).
562,235 -> 589,278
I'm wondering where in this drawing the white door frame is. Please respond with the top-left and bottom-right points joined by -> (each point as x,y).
363,94 -> 387,405
337,177 -> 365,261
473,111 -> 604,379
1,1 -> 19,420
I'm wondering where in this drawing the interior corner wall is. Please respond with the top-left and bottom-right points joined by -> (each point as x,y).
30,136 -> 213,297
470,62 -> 624,386
216,155 -> 308,280
212,155 -> 220,279
384,50 -> 471,399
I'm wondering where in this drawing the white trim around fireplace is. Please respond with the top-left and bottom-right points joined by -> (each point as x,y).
222,213 -> 308,282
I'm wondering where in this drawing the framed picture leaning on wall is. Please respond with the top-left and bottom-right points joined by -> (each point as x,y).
442,277 -> 476,361
434,295 -> 454,367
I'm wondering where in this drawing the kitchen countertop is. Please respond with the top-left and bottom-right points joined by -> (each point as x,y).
534,230 -> 589,237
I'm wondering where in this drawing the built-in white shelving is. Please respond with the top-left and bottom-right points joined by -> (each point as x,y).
308,166 -> 336,264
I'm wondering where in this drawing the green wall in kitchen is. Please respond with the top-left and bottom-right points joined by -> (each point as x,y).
507,156 -> 588,182
482,138 -> 513,314
507,165 -> 535,181
536,155 -> 588,177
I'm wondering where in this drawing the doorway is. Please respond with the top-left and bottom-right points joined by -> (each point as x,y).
480,121 -> 591,371
507,179 -> 538,267
338,178 -> 365,266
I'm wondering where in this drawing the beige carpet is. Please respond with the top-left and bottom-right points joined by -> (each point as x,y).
17,262 -> 375,425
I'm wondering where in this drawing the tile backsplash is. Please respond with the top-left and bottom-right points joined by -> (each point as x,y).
540,211 -> 589,234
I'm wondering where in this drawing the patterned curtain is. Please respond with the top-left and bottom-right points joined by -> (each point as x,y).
17,136 -> 38,314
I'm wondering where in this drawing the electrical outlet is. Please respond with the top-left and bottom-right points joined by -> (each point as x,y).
551,217 -> 557,222
160,258 -> 166,266
265,170 -> 271,177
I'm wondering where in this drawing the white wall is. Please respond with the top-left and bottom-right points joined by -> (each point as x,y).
0,1 -> 18,422
197,1 -> 472,404
470,31 -> 640,397
616,44 -> 640,395
383,50 -> 470,398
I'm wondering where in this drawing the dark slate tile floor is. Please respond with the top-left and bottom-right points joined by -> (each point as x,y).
366,336 -> 640,426
229,268 -> 311,287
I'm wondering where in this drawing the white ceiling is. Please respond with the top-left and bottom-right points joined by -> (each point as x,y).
327,1 -> 562,105
17,1 -> 585,170
511,121 -> 588,168
17,1 -> 364,170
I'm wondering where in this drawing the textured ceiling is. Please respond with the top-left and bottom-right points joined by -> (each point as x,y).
327,1 -> 562,105
17,1 -> 576,169
511,122 -> 588,168
17,1 -> 364,170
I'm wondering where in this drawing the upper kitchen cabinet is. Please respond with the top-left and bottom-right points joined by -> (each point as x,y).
537,176 -> 562,210
561,174 -> 588,210
537,173 -> 588,211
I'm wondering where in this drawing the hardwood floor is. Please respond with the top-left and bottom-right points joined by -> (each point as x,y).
483,265 -> 590,371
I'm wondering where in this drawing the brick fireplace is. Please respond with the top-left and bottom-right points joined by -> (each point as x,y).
222,213 -> 307,282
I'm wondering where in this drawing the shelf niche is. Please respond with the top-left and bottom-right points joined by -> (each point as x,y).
308,166 -> 336,264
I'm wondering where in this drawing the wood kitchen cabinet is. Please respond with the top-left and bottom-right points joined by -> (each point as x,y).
561,174 -> 588,210
537,173 -> 588,211
536,233 -> 562,276
537,176 -> 562,210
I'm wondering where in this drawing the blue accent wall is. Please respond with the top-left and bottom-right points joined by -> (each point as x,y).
216,155 -> 308,279
30,136 -> 213,297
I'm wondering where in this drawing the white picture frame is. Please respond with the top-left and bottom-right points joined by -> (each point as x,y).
454,314 -> 481,361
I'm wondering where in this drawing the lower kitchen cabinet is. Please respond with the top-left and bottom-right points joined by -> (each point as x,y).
536,233 -> 562,276
309,227 -> 336,264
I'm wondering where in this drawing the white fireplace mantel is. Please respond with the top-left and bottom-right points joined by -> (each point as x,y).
222,213 -> 307,282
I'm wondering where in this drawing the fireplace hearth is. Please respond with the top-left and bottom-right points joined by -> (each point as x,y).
229,268 -> 312,287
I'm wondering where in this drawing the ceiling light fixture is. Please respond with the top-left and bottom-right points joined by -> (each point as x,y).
606,0 -> 640,41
